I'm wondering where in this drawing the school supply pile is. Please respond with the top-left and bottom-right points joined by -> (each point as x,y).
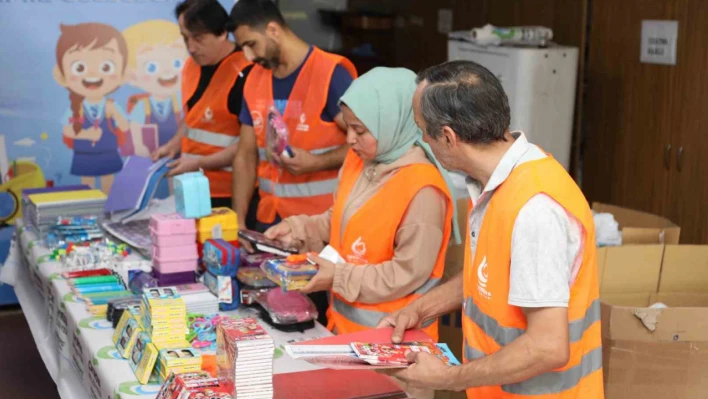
217,317 -> 274,399
49,237 -> 132,271
150,213 -> 198,286
21,185 -> 91,227
202,238 -> 240,311
64,269 -> 131,316
156,372 -> 232,399
187,313 -> 228,352
105,156 -> 172,223
141,287 -> 189,349
156,347 -> 202,384
24,189 -> 107,233
176,283 -> 219,315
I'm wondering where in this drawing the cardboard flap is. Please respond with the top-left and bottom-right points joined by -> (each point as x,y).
599,245 -> 664,294
660,245 -> 708,293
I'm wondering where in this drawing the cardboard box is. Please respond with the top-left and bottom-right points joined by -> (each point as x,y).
593,203 -> 680,296
602,244 -> 708,399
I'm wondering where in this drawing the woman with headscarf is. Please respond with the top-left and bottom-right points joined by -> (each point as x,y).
264,67 -> 461,341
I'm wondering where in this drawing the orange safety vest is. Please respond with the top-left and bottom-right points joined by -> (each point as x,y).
462,156 -> 603,398
243,47 -> 358,223
181,52 -> 251,198
328,150 -> 453,341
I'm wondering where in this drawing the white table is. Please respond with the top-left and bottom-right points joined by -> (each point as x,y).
0,221 -> 333,399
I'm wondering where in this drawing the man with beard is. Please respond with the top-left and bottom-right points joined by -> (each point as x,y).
229,0 -> 357,235
154,0 -> 255,214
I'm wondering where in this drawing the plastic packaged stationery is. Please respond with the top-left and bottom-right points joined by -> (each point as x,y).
240,251 -> 278,268
252,288 -> 317,324
260,255 -> 318,291
265,106 -> 290,163
203,270 -> 239,311
236,267 -> 277,288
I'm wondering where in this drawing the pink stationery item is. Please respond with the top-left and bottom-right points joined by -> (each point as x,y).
150,213 -> 196,236
153,249 -> 199,273
152,242 -> 198,261
150,227 -> 196,247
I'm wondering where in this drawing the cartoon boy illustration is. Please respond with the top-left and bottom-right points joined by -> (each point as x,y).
53,23 -> 130,194
122,20 -> 186,157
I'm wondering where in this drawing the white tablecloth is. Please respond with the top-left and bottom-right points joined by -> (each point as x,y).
0,221 -> 332,399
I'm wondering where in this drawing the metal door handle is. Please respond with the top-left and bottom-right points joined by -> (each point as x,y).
677,147 -> 683,172
665,144 -> 672,170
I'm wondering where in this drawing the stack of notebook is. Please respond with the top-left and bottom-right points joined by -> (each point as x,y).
217,318 -> 274,399
175,283 -> 219,315
24,189 -> 107,233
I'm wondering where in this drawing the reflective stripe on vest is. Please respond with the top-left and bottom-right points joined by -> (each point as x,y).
332,297 -> 436,328
258,178 -> 338,198
187,128 -> 240,148
257,145 -> 341,161
413,278 -> 441,295
464,298 -> 601,346
464,343 -> 602,395
181,153 -> 233,172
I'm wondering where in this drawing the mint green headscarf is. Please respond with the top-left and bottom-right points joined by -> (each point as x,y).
339,67 -> 461,245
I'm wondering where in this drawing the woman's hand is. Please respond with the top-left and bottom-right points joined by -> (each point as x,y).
300,254 -> 335,293
264,222 -> 294,247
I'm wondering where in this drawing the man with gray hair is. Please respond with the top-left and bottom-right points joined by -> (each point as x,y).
378,60 -> 604,398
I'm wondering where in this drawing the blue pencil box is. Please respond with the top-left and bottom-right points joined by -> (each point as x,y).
174,172 -> 211,219
203,238 -> 239,277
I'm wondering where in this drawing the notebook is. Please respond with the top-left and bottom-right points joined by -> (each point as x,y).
106,156 -> 172,223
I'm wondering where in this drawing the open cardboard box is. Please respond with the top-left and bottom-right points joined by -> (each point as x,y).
593,203 -> 680,291
602,245 -> 708,399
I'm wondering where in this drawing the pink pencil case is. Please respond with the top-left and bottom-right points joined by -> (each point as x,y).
153,249 -> 199,273
150,213 -> 196,235
150,227 -> 196,247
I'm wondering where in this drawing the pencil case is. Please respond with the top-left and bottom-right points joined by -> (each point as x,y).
203,238 -> 239,277
261,256 -> 318,292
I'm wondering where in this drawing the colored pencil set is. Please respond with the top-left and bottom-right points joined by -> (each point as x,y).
64,269 -> 131,315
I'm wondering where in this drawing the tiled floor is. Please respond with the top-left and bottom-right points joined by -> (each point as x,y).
0,306 -> 60,398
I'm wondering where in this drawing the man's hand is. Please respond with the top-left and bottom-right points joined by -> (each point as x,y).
264,222 -> 294,248
166,156 -> 201,177
300,254 -> 335,293
277,147 -> 321,175
153,141 -> 180,162
376,305 -> 423,344
238,235 -> 255,253
389,351 -> 459,391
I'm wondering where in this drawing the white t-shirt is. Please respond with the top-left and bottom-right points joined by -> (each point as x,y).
466,132 -> 584,308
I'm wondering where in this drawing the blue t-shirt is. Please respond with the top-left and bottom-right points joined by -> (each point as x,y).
239,46 -> 354,126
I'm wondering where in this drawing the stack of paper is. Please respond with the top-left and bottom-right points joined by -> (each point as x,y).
176,283 -> 219,315
141,287 -> 188,349
218,318 -> 274,399
25,189 -> 106,232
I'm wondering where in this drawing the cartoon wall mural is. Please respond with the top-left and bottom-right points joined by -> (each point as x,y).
0,1 -> 229,200
122,20 -> 186,158
54,23 -> 130,194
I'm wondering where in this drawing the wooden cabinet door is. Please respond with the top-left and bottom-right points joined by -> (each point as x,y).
582,0 -> 683,216
665,0 -> 708,243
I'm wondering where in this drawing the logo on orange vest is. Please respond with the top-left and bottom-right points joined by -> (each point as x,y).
252,110 -> 264,134
203,107 -> 214,123
477,256 -> 491,299
296,112 -> 309,132
346,236 -> 368,264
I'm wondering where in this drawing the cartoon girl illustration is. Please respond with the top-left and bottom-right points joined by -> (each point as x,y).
53,23 -> 130,194
122,20 -> 186,157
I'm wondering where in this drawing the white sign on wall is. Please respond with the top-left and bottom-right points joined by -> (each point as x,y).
641,20 -> 678,65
